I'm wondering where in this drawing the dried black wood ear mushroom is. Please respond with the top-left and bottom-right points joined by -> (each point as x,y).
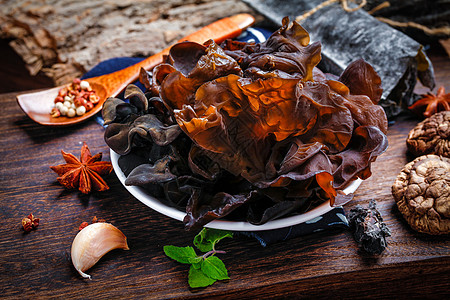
103,84 -> 181,155
103,84 -> 148,125
406,111 -> 450,158
104,18 -> 390,230
392,154 -> 450,235
139,67 -> 152,91
348,199 -> 391,255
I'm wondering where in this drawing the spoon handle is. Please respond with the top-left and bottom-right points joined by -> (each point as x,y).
89,13 -> 255,98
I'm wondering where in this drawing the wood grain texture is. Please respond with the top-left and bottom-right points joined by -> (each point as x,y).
0,54 -> 449,299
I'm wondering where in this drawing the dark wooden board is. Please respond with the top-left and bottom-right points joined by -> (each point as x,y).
0,52 -> 449,299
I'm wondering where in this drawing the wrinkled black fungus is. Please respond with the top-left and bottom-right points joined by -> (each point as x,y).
104,18 -> 389,230
348,199 -> 391,255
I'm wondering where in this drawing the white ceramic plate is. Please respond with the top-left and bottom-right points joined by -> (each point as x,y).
111,149 -> 362,231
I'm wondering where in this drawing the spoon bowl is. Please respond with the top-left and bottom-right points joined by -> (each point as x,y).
17,81 -> 108,126
16,14 -> 255,126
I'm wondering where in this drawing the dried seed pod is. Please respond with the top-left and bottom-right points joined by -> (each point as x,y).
392,155 -> 450,235
348,199 -> 391,255
21,213 -> 40,232
71,222 -> 129,279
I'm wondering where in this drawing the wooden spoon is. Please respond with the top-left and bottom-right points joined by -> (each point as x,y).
17,14 -> 255,126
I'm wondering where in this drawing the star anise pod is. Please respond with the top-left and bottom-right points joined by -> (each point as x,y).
50,142 -> 113,194
409,86 -> 450,118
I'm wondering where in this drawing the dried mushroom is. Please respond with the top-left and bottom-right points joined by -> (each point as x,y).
392,155 -> 450,235
348,199 -> 391,255
103,84 -> 181,155
406,111 -> 450,158
104,18 -> 388,230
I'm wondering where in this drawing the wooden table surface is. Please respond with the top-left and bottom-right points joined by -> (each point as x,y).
1,46 -> 449,299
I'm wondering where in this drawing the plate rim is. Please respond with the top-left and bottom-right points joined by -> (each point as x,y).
110,149 -> 361,231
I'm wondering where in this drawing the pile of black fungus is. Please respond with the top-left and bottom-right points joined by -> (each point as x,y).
103,18 -> 388,230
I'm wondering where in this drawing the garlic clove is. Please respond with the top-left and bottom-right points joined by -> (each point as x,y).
71,222 -> 129,279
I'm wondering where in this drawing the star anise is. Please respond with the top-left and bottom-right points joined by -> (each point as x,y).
50,142 -> 113,194
409,86 -> 450,118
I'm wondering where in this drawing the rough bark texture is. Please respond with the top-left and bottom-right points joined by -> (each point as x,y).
0,0 -> 257,85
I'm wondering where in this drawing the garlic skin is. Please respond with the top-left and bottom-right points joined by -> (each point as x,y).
71,222 -> 129,279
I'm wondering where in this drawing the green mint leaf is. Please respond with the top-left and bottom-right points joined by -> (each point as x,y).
201,256 -> 229,280
193,228 -> 211,252
194,228 -> 233,252
188,256 -> 203,269
163,245 -> 197,264
188,265 -> 216,288
188,256 -> 202,264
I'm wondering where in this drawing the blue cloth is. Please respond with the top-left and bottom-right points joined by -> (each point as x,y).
81,57 -> 145,126
83,27 -> 349,246
239,208 -> 348,247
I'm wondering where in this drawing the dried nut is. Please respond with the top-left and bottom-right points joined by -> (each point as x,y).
392,155 -> 450,234
67,108 -> 76,118
76,105 -> 86,116
51,77 -> 99,118
71,222 -> 129,279
80,80 -> 90,90
74,97 -> 86,107
50,108 -> 61,118
55,102 -> 64,111
406,111 -> 450,158
89,94 -> 100,104
84,101 -> 94,111
60,106 -> 69,116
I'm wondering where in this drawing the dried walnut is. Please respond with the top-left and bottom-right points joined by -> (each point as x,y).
392,155 -> 450,235
406,111 -> 450,158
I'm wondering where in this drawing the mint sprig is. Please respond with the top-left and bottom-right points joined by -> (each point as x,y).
201,256 -> 229,280
163,228 -> 233,288
164,245 -> 197,264
194,228 -> 233,252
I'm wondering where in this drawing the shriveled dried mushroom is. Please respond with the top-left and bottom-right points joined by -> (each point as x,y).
392,155 -> 450,235
406,111 -> 450,158
348,199 -> 391,255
